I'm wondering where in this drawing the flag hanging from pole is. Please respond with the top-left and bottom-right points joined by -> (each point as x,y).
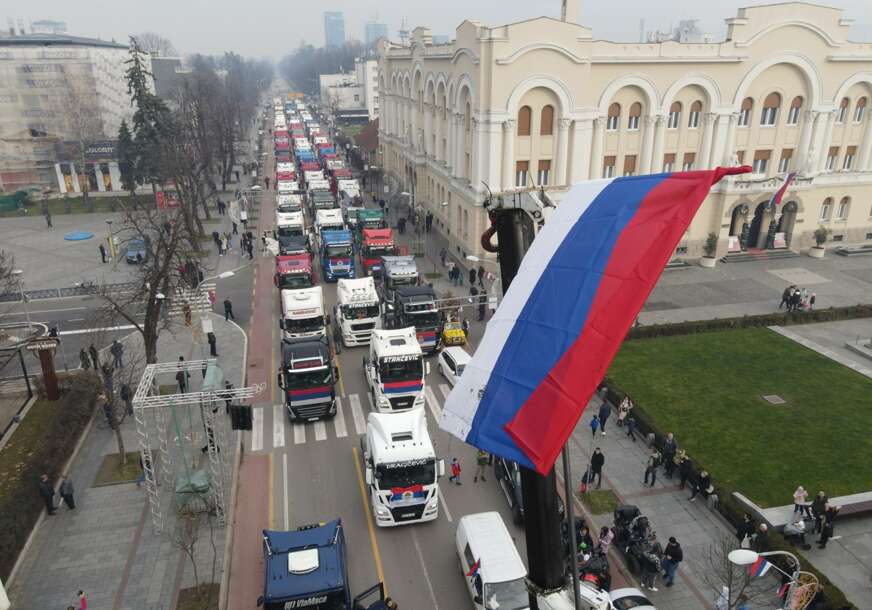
440,166 -> 752,474
769,172 -> 796,206
751,556 -> 772,578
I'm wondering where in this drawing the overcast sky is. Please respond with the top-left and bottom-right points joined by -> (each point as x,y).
6,0 -> 872,58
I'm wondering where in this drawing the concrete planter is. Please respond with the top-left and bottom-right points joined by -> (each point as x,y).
808,247 -> 825,258
699,256 -> 717,268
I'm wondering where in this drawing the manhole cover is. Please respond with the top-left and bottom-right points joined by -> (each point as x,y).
762,394 -> 787,405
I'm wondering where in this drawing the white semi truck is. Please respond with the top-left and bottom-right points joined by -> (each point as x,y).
334,277 -> 381,347
361,410 -> 444,527
280,286 -> 326,341
363,328 -> 428,413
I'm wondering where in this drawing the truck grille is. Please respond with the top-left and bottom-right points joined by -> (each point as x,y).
388,396 -> 415,411
291,402 -> 331,420
351,322 -> 376,331
390,504 -> 426,523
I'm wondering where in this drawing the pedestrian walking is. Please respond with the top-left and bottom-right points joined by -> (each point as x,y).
38,473 -> 56,515
246,239 -> 254,260
120,383 -> 133,415
477,265 -> 485,288
778,285 -> 793,309
644,449 -> 661,487
45,211 -> 53,230
678,451 -> 692,489
597,526 -> 615,554
79,348 -> 91,370
736,513 -> 755,547
207,331 -> 218,357
589,414 -> 600,438
223,298 -> 234,321
616,397 -> 631,427
449,457 -> 462,485
661,537 -> 683,587
590,447 -> 605,489
88,343 -> 99,370
78,590 -> 88,610
176,360 -> 190,393
59,474 -> 75,509
690,470 -> 711,501
661,432 -> 677,477
793,486 -> 812,517
818,505 -> 839,548
110,339 -> 124,369
439,247 -> 447,267
223,380 -> 233,413
182,302 -> 192,326
425,211 -> 433,233
811,491 -> 828,533
232,221 -> 238,235
809,293 -> 816,310
265,176 -> 271,189
99,243 -> 107,263
598,397 -> 612,435
468,268 -> 476,286
473,450 -> 489,482
625,415 -> 637,441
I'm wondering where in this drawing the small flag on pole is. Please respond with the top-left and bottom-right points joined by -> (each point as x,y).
466,558 -> 481,578
769,172 -> 796,206
750,556 -> 771,578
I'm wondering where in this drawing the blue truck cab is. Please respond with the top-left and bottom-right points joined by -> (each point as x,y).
320,229 -> 355,282
258,520 -> 387,610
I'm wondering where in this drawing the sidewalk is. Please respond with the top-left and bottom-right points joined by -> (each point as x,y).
8,313 -> 248,610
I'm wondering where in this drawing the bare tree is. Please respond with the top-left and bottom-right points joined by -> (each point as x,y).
135,32 -> 178,57
59,74 -> 106,211
700,536 -> 773,609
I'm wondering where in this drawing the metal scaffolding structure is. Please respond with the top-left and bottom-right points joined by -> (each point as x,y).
132,358 -> 264,533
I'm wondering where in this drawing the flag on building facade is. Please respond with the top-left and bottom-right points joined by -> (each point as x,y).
769,172 -> 796,206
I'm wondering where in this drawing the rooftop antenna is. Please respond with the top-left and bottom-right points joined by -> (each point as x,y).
398,17 -> 409,45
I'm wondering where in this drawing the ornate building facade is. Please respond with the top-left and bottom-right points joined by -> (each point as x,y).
378,2 -> 872,261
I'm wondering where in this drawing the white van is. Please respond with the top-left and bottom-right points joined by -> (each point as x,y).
456,512 -> 529,610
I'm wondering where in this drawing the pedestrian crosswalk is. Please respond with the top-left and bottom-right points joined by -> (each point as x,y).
250,383 -> 454,452
168,282 -> 215,316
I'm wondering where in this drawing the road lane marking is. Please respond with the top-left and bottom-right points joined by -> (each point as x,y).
268,453 -> 275,528
252,406 -> 263,451
333,397 -> 348,438
349,394 -> 366,435
293,423 -> 306,445
411,529 -> 440,610
352,446 -> 387,596
437,484 -> 453,523
272,403 -> 285,448
271,308 -> 278,403
438,383 -> 452,400
67,318 -> 86,322
282,452 -> 289,530
425,386 -> 442,420
59,324 -> 137,336
4,306 -> 87,316
314,420 -> 327,441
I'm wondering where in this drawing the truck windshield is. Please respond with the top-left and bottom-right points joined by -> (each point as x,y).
484,578 -> 528,610
263,589 -> 346,610
286,367 -> 332,389
278,226 -> 303,238
278,275 -> 312,290
406,312 -> 441,328
388,276 -> 417,289
284,316 -> 324,333
277,203 -> 300,213
365,245 -> 396,258
325,244 -> 352,257
376,458 -> 436,489
379,358 -> 422,383
341,304 -> 380,319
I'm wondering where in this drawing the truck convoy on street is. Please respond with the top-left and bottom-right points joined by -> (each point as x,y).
280,286 -> 326,341
359,228 -> 396,276
275,254 -> 315,290
319,229 -> 355,281
364,327 -> 427,413
382,286 -> 443,354
378,256 -> 419,303
334,277 -> 380,347
278,335 -> 338,420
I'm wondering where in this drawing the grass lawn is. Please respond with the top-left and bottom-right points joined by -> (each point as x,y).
607,327 -> 872,508
177,583 -> 219,610
0,195 -> 139,218
93,451 -> 142,486
580,489 -> 620,515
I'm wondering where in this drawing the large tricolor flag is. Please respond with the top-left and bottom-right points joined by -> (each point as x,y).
440,166 -> 751,474
769,172 -> 796,206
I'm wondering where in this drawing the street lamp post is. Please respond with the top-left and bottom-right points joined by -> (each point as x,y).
105,219 -> 115,259
728,548 -> 819,610
11,270 -> 31,331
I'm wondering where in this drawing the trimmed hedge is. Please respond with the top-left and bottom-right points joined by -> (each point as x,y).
627,304 -> 872,340
0,371 -> 101,580
602,378 -> 858,610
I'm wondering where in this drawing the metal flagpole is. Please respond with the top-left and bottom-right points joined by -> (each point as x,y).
562,446 -> 582,610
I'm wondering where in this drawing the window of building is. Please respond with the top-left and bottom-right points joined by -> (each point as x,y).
738,98 -> 753,127
628,102 -> 641,130
515,160 -> 529,186
540,105 -> 554,136
820,197 -> 832,221
854,97 -> 867,123
688,101 -> 702,128
826,146 -> 839,171
833,234 -> 844,242
760,92 -> 781,126
354,94 -> 360,102
537,159 -> 551,185
465,103 -> 471,131
787,96 -> 803,125
603,155 -> 616,178
623,155 -> 637,176
663,153 -> 675,173
836,97 -> 849,123
778,149 -> 793,173
752,149 -> 771,174
682,152 -> 695,171
843,146 -> 856,170
736,150 -> 745,165
866,232 -> 872,240
517,106 -> 531,136
607,103 -> 621,131
667,102 -> 682,129
836,197 -> 850,220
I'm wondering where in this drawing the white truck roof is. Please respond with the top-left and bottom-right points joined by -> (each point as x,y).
276,162 -> 295,173
281,287 -> 323,319
308,179 -> 331,191
337,277 -> 378,306
337,179 -> 359,189
277,181 -> 297,193
304,170 -> 324,181
276,210 -> 303,227
367,410 -> 434,465
316,209 -> 344,226
277,194 -> 303,206
371,327 -> 422,360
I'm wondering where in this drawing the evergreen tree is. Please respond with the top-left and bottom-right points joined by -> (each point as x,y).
116,120 -> 136,194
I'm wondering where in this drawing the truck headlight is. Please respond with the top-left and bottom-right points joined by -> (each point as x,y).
375,507 -> 389,517
414,395 -> 424,405
378,396 -> 390,406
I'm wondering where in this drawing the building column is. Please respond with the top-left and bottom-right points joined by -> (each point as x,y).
816,111 -> 837,172
94,165 -> 106,192
454,113 -> 466,179
485,120 -> 502,189
709,114 -> 729,168
699,112 -> 716,169
471,118 -> 482,190
108,162 -> 123,192
640,116 -> 656,173
424,104 -> 433,157
568,118 -> 593,183
70,163 -> 81,193
590,118 -> 605,179
502,119 -> 516,191
555,118 -> 571,185
54,163 -> 66,193
858,116 -> 872,171
722,113 -> 739,165
651,116 -> 666,172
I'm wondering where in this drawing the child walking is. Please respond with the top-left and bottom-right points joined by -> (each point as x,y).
449,458 -> 462,485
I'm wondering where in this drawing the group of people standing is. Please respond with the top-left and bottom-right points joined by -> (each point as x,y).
779,284 -> 815,312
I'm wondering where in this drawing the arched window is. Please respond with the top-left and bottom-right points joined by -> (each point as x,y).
836,97 -> 850,123
836,196 -> 850,220
854,97 -> 867,123
819,197 -> 832,221
760,92 -> 781,126
667,102 -> 682,129
627,102 -> 642,130
738,97 -> 753,127
787,96 -> 803,125
688,100 -> 702,128
465,102 -> 471,132
517,106 -> 532,136
540,105 -> 554,135
606,103 -> 621,131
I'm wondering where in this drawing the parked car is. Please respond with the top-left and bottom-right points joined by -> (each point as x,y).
493,456 -> 564,525
609,587 -> 656,610
126,238 -> 149,264
437,346 -> 471,387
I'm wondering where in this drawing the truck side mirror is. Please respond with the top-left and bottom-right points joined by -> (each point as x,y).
365,467 -> 373,486
425,362 -> 431,376
474,595 -> 483,605
279,319 -> 285,330
325,313 -> 331,325
257,596 -> 264,607
277,373 -> 284,390
437,459 -> 445,478
334,366 -> 340,381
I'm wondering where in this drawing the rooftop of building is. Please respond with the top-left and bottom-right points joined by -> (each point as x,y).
0,32 -> 126,49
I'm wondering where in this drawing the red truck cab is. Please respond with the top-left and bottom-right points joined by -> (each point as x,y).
274,254 -> 316,290
360,228 -> 397,276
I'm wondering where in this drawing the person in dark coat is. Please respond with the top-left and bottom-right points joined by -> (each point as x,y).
678,453 -> 693,489
778,285 -> 794,309
38,473 -> 56,515
88,343 -> 100,370
477,265 -> 485,287
59,474 -> 75,509
662,432 -> 678,477
223,298 -> 234,321
120,383 -> 133,415
207,331 -> 218,357
99,243 -> 107,263
690,469 -> 711,501
811,491 -> 828,533
661,537 -> 683,587
598,398 -> 612,435
79,348 -> 91,370
818,505 -> 839,548
468,268 -> 477,286
736,513 -> 755,544
590,448 -> 605,489
755,523 -> 770,552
